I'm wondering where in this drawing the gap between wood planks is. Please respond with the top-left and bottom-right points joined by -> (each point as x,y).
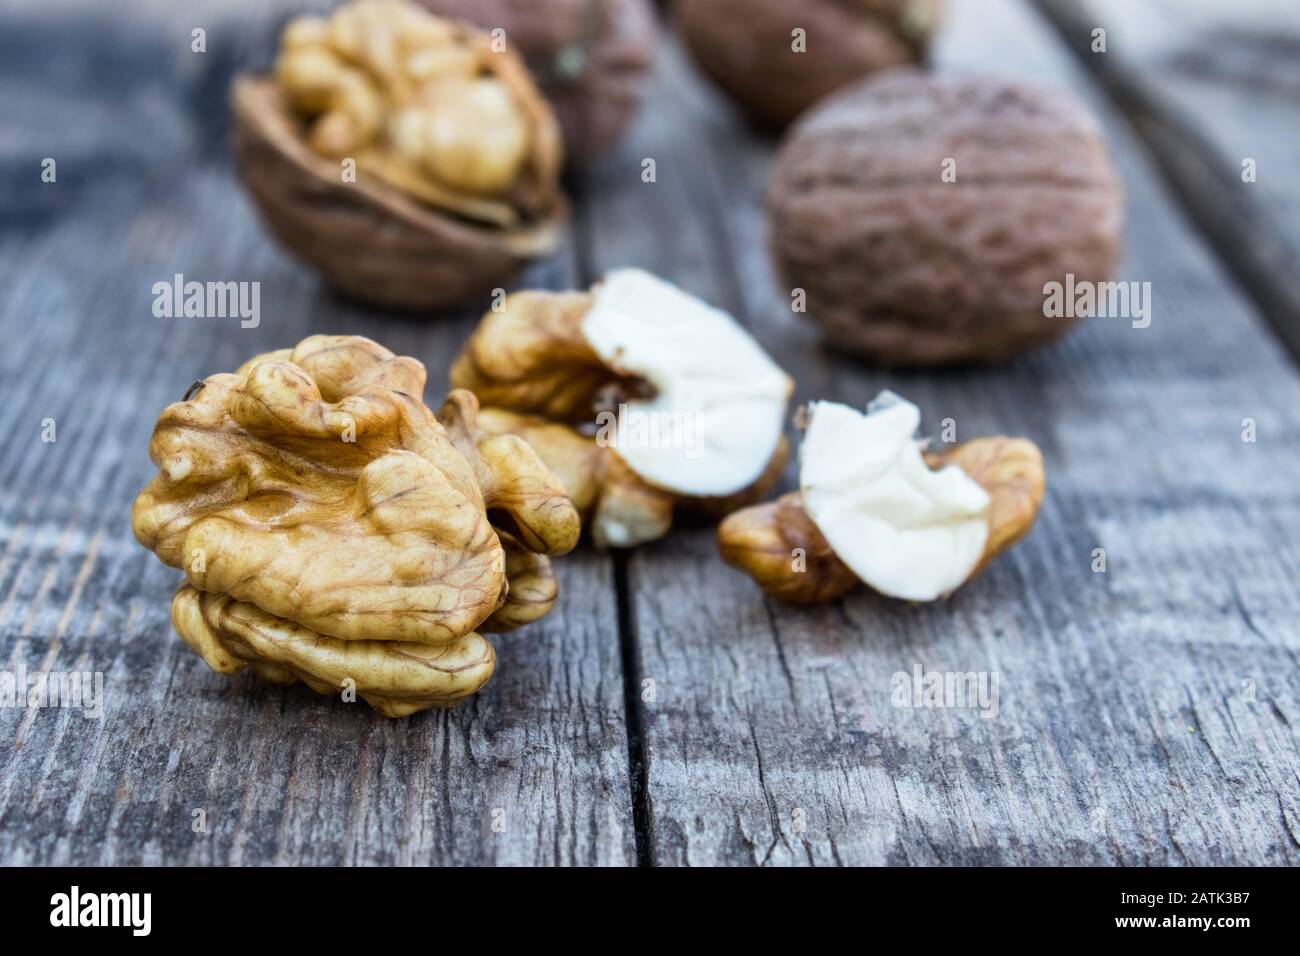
570,179 -> 654,866
1032,0 -> 1300,365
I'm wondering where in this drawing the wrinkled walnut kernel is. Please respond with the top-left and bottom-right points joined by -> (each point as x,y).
132,335 -> 579,715
450,287 -> 789,547
276,0 -> 561,226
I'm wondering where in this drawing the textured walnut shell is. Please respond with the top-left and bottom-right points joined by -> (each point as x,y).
231,67 -> 567,312
675,0 -> 940,129
131,335 -> 579,714
419,0 -> 657,166
718,436 -> 1045,603
767,70 -> 1125,365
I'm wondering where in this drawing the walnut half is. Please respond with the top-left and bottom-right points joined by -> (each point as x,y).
232,0 -> 567,312
131,335 -> 579,716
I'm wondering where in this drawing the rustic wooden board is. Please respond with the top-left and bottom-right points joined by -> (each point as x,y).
2,0 -> 1299,867
0,0 -> 633,866
1035,0 -> 1300,359
603,0 -> 1300,864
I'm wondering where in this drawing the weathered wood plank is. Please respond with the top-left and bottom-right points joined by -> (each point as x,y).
596,1 -> 1300,864
0,1 -> 634,865
5,0 -> 1300,869
1035,0 -> 1300,360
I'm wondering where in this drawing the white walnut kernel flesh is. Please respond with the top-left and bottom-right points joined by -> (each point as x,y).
800,394 -> 990,602
449,270 -> 794,547
580,269 -> 794,499
719,392 -> 1045,603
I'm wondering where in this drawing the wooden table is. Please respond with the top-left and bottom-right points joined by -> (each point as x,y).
2,0 -> 1298,866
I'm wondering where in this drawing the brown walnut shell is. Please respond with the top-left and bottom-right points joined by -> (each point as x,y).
767,70 -> 1126,365
674,0 -> 941,129
419,0 -> 658,167
231,69 -> 567,313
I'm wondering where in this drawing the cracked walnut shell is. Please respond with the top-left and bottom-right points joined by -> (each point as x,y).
131,335 -> 579,715
232,0 -> 566,311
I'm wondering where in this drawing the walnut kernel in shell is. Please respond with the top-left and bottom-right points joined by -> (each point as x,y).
232,0 -> 567,312
419,0 -> 658,167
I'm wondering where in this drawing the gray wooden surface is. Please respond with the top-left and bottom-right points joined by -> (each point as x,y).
1,0 -> 1298,865
1035,0 -> 1300,360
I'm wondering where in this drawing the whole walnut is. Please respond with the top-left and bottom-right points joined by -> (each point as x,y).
674,0 -> 941,129
419,0 -> 657,167
131,335 -> 579,716
767,71 -> 1126,365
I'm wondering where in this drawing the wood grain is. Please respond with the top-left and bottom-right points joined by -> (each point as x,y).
1034,0 -> 1300,360
1,0 -> 1298,866
600,1 -> 1300,864
0,0 -> 633,865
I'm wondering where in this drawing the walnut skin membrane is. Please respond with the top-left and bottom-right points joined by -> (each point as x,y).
131,335 -> 579,716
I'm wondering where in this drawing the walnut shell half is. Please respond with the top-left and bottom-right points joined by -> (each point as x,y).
132,335 -> 579,714
718,436 -> 1044,603
231,2 -> 568,312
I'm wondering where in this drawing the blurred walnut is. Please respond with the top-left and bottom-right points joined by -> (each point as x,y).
767,70 -> 1125,364
674,0 -> 941,128
419,0 -> 657,166
450,271 -> 793,547
131,335 -> 579,716
720,398 -> 1045,604
232,0 -> 566,311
